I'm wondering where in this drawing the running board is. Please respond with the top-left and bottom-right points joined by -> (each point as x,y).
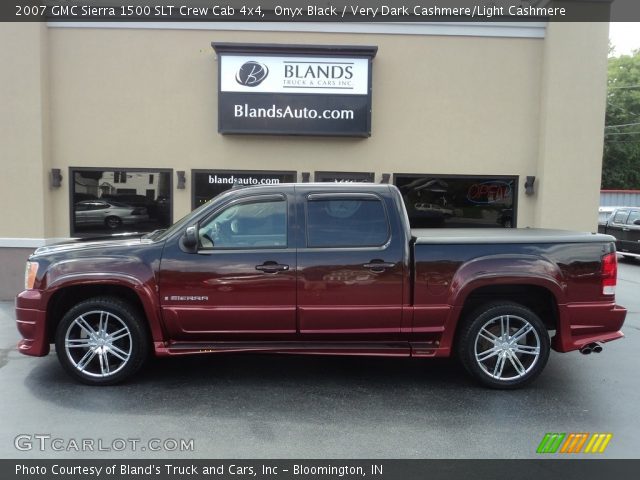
164,341 -> 412,357
160,341 -> 442,357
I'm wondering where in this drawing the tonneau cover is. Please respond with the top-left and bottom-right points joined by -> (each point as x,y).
412,228 -> 616,245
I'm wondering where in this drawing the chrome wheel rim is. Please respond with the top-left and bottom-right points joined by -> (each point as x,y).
474,314 -> 541,381
64,310 -> 132,378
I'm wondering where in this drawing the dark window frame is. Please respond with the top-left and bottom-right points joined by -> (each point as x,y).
68,166 -> 173,236
393,173 -> 519,228
191,169 -> 297,210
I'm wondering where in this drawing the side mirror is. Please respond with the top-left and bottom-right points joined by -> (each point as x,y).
634,219 -> 640,226
182,225 -> 198,251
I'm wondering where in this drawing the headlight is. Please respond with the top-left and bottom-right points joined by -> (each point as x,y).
24,261 -> 39,290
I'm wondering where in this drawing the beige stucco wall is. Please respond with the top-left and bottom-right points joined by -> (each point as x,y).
0,21 -> 608,241
535,22 -> 609,229
0,23 -> 51,238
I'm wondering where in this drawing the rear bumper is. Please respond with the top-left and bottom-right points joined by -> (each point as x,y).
552,302 -> 627,352
15,290 -> 49,357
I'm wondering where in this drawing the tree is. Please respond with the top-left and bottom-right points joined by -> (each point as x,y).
602,49 -> 640,189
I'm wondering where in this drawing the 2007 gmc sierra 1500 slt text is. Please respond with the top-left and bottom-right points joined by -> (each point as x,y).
16,184 -> 627,388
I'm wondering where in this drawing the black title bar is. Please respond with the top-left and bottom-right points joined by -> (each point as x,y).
3,1 -> 640,22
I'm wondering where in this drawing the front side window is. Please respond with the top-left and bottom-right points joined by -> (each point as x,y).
199,198 -> 287,249
613,210 -> 629,224
306,197 -> 389,248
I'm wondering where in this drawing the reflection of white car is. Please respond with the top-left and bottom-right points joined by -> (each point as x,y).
414,202 -> 454,217
74,200 -> 149,229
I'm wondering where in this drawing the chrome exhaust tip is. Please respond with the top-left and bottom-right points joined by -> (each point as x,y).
580,342 -> 604,355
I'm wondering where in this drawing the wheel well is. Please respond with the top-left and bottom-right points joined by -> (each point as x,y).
459,284 -> 559,331
46,284 -> 146,343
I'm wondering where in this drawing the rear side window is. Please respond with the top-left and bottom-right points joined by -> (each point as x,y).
306,197 -> 389,248
613,210 -> 629,224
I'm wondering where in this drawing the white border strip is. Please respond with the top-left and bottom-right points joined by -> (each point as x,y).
0,238 -> 71,248
47,21 -> 547,39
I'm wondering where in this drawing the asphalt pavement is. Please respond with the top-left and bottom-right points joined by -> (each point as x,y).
1,260 -> 639,459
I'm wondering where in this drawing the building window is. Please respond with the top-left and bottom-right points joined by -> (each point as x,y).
113,171 -> 127,183
191,170 -> 296,209
70,168 -> 172,236
394,174 -> 517,228
314,171 -> 374,183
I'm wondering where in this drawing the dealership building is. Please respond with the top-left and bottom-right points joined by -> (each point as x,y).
0,10 -> 610,298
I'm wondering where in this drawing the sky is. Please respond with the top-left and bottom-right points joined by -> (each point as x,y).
609,23 -> 640,56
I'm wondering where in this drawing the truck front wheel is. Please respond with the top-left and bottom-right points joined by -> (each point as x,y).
54,296 -> 149,385
457,302 -> 550,389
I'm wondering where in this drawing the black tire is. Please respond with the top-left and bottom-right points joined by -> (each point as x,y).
457,302 -> 550,389
104,216 -> 122,229
55,296 -> 149,385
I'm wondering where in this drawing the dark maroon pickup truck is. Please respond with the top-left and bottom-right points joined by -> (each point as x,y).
16,184 -> 626,388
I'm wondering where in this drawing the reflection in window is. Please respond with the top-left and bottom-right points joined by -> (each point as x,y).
307,198 -> 389,247
394,175 -> 517,228
199,199 -> 287,249
71,169 -> 172,236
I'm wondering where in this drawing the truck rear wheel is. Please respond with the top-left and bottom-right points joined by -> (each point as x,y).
54,296 -> 149,385
457,302 -> 550,389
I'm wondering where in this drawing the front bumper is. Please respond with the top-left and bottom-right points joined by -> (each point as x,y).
15,289 -> 49,356
552,302 -> 627,352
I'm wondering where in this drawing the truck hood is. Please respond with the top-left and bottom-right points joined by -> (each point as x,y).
31,233 -> 149,257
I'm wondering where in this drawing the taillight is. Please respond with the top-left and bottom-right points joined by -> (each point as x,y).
601,252 -> 617,296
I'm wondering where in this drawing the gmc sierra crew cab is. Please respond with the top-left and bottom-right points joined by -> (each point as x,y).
16,184 -> 627,388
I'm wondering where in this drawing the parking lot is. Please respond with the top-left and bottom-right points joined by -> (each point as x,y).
1,260 -> 639,459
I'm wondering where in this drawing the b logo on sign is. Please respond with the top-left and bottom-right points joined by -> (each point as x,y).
236,61 -> 269,87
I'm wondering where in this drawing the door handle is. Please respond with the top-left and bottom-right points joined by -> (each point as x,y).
255,261 -> 289,273
362,260 -> 396,272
